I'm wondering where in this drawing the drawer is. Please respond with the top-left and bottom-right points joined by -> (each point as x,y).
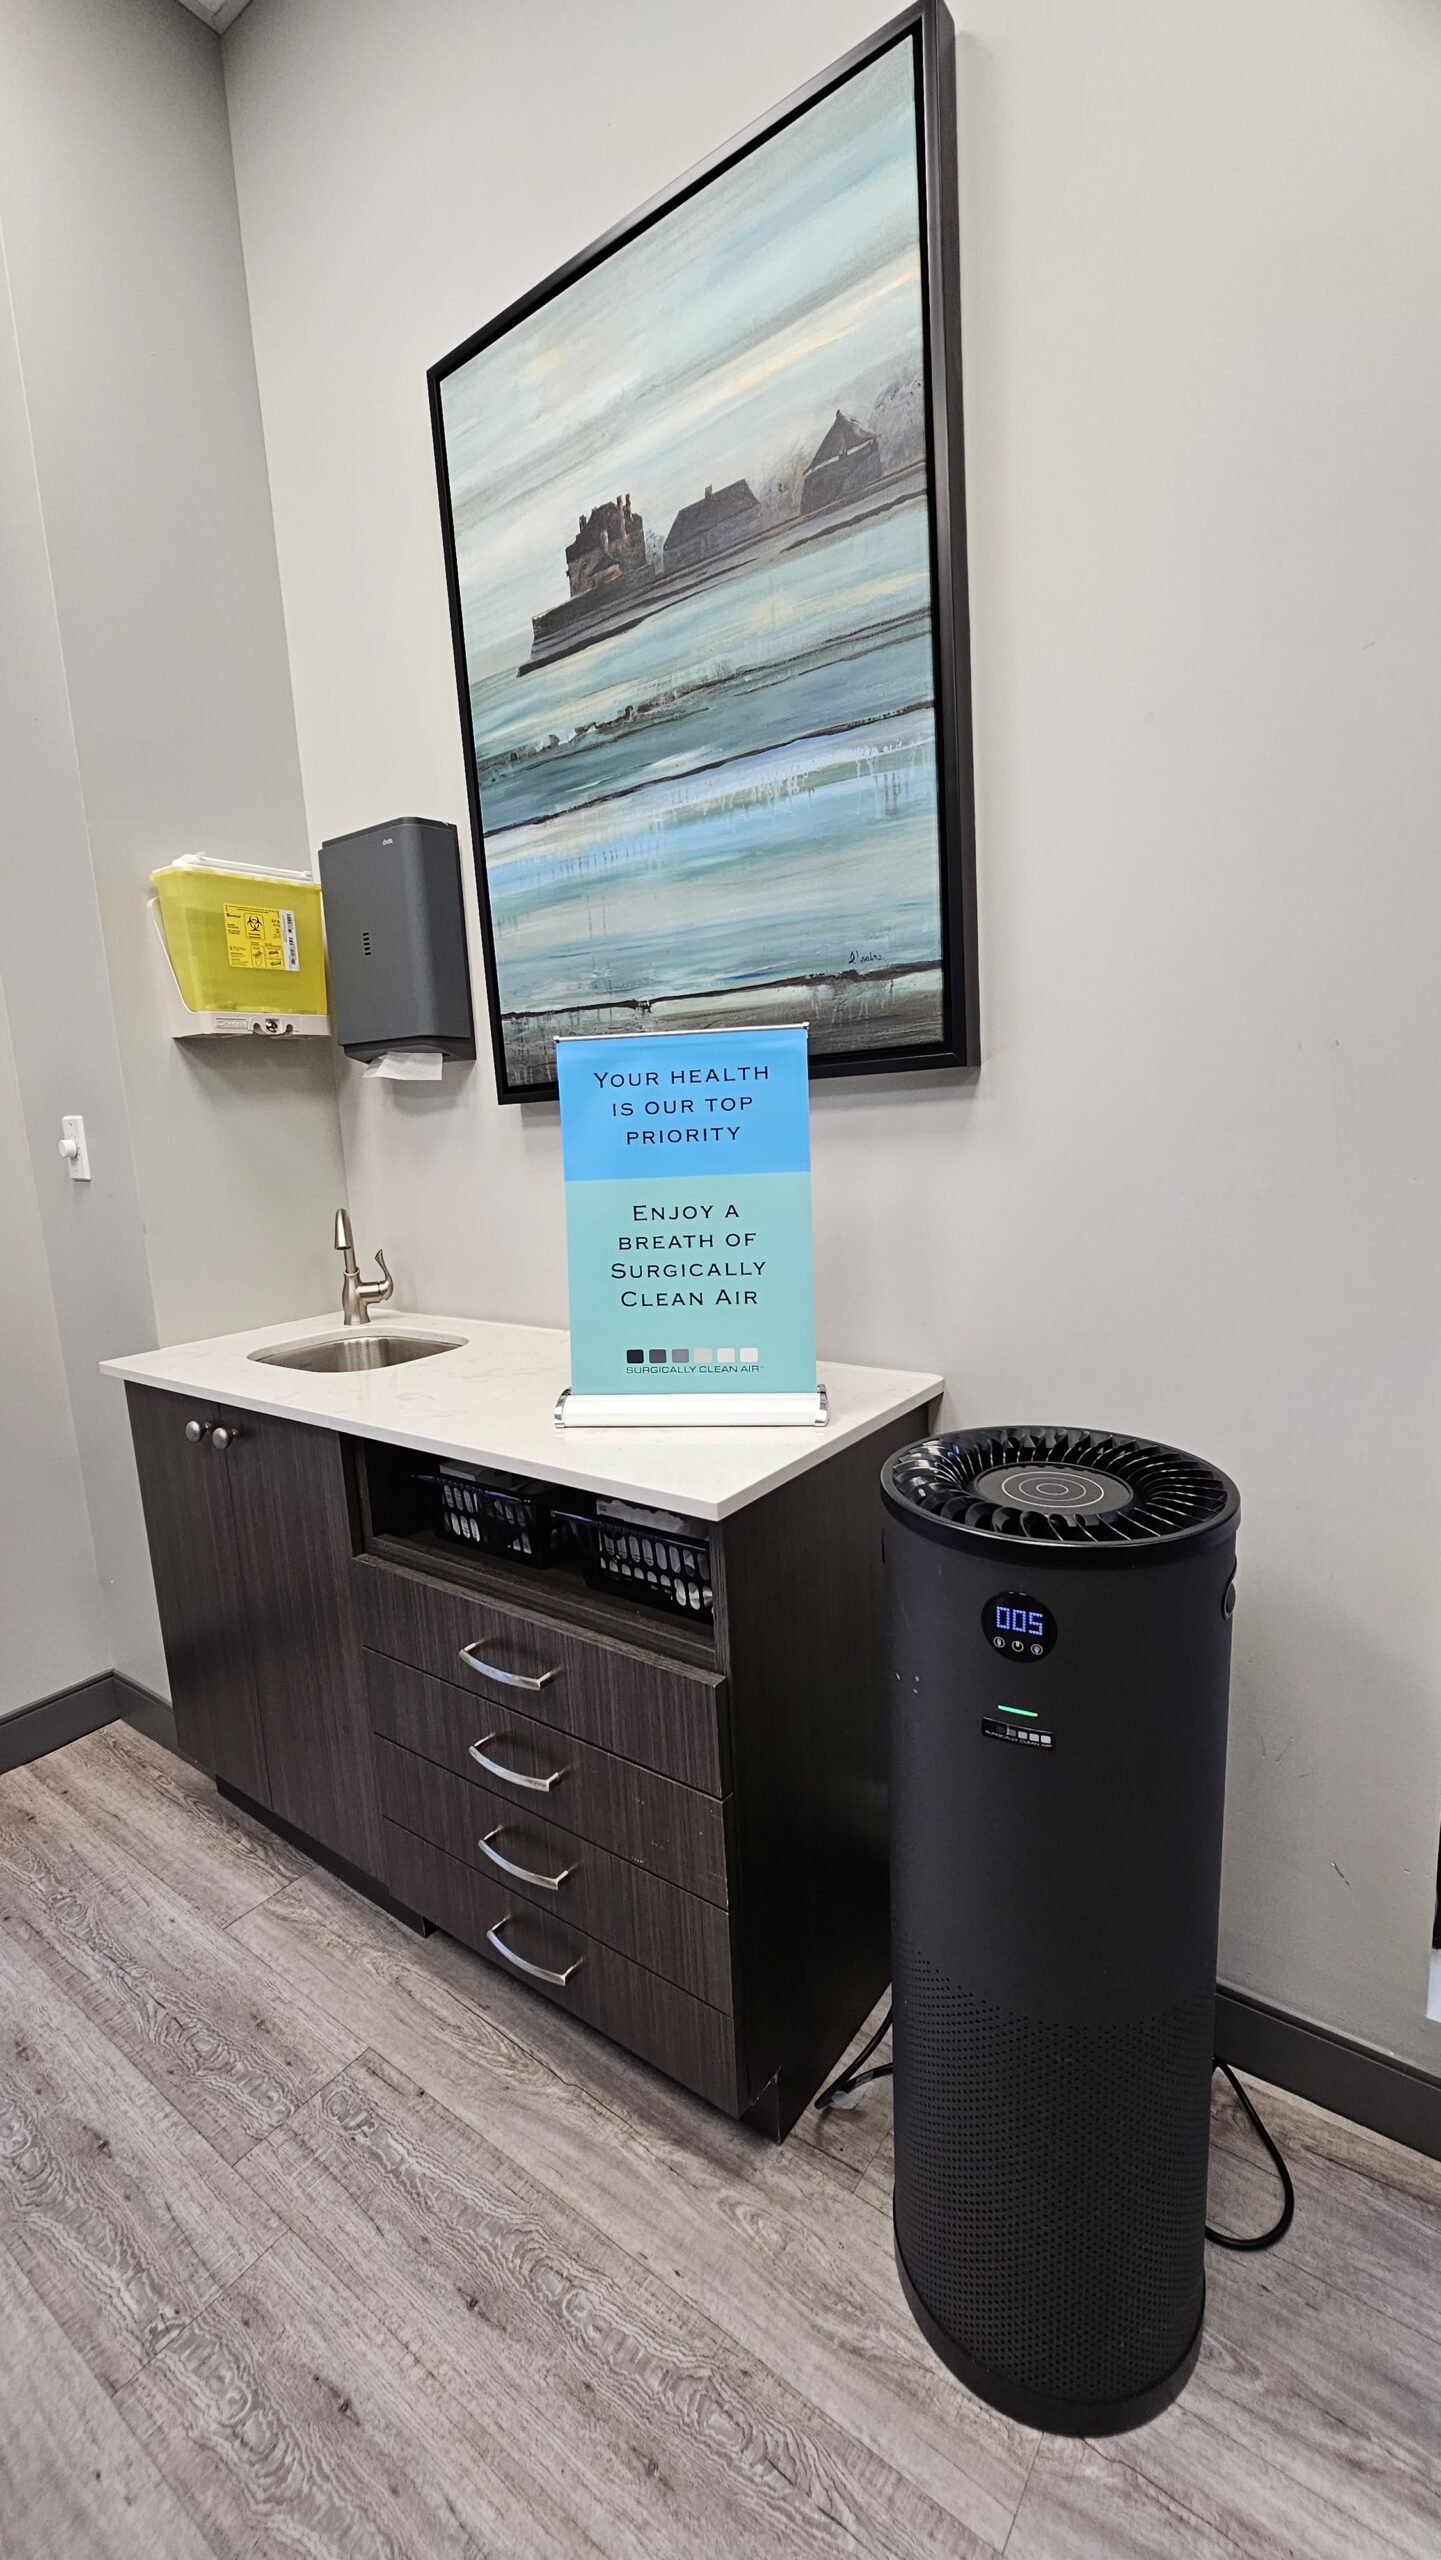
353,1553 -> 726,1791
366,1651 -> 730,1906
376,1735 -> 733,2010
383,1822 -> 739,2115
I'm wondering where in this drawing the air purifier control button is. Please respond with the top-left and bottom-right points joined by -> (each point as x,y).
1223,1578 -> 1237,1617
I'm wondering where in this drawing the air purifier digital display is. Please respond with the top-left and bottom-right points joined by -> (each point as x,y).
981,1593 -> 1056,1656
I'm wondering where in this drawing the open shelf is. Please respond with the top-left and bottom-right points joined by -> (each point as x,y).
352,1445 -> 721,1672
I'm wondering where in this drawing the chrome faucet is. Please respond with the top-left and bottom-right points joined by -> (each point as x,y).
334,1207 -> 393,1326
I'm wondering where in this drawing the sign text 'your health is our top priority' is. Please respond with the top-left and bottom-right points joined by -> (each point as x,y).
593,1056 -> 768,1148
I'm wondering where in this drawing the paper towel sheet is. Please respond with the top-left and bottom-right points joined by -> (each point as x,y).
363,1049 -> 444,1081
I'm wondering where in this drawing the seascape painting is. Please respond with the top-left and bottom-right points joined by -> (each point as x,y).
431,14 -> 974,1098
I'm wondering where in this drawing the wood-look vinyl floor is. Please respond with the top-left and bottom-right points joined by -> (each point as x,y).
0,1724 -> 1436,2559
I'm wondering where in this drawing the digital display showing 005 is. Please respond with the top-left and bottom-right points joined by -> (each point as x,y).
982,1593 -> 1057,1659
994,1603 -> 1043,1637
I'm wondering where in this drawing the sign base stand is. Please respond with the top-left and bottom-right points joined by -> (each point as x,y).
555,1385 -> 829,1431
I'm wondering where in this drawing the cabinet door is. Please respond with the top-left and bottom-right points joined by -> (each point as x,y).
220,1408 -> 382,1877
125,1384 -> 271,1803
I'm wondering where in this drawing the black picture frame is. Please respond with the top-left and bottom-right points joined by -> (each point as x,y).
428,0 -> 978,1103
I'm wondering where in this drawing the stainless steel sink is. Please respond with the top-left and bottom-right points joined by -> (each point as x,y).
249,1331 -> 464,1374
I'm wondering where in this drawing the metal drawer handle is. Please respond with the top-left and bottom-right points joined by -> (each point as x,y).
477,1827 -> 573,1891
485,1914 -> 582,1987
458,1641 -> 559,1693
468,1735 -> 566,1794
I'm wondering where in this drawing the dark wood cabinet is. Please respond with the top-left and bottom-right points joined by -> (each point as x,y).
382,1820 -> 740,2112
365,1646 -> 730,1903
125,1387 -> 270,1805
126,1384 -> 381,1878
126,1372 -> 935,2136
352,1553 -> 728,1790
352,1402 -> 932,2135
225,1410 -> 381,1875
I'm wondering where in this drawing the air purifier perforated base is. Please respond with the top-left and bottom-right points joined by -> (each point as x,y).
893,2225 -> 1205,2436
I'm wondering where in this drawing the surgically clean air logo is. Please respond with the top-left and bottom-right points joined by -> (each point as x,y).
625,1345 -> 758,1367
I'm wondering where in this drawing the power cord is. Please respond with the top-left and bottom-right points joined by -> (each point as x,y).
813,2005 -> 892,2110
814,2019 -> 1293,2254
1205,2060 -> 1295,2250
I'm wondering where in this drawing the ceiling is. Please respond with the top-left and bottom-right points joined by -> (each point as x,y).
172,0 -> 255,31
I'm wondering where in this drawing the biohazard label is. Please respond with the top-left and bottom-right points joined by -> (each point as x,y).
224,903 -> 300,971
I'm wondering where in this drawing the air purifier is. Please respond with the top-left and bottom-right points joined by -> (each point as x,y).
882,1427 -> 1239,2435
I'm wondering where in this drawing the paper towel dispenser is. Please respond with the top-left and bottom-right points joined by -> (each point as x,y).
318,816 -> 475,1064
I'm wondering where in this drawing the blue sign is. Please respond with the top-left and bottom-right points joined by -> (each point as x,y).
557,1026 -> 815,1399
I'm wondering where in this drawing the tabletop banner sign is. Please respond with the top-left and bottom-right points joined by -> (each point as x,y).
554,1025 -> 826,1429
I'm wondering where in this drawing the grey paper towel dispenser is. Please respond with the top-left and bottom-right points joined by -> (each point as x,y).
318,816 -> 475,1064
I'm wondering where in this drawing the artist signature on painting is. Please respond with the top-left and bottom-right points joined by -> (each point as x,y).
849,948 -> 884,970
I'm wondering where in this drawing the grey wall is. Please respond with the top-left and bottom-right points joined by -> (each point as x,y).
224,0 -> 1441,2073
0,215 -> 164,1695
0,0 -> 350,1699
0,978 -> 109,1716
0,0 -> 346,1352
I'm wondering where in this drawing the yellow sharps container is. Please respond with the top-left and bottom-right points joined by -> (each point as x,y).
150,855 -> 327,1016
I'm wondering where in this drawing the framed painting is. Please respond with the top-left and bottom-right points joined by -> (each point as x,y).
429,0 -> 977,1103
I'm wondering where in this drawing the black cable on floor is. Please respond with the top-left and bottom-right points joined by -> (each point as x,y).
814,2004 -> 892,2110
1205,2059 -> 1295,2250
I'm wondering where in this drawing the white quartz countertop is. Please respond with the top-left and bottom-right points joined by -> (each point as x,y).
101,1312 -> 942,1521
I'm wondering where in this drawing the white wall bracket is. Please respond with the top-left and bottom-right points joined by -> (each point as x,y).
58,1114 -> 91,1180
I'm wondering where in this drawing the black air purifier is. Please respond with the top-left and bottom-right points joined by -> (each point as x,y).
882,1427 -> 1239,2436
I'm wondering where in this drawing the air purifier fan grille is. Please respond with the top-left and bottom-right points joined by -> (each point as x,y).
885,1427 -> 1234,1548
894,1940 -> 1214,2404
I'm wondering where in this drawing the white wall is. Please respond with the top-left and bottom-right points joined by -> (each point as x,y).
0,0 -> 347,1352
0,212 -> 165,1694
223,0 -> 1441,2074
0,0 -> 352,1700
0,979 -> 109,1717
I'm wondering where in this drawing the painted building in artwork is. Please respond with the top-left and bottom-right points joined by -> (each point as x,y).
566,494 -> 646,598
530,493 -> 651,660
800,410 -> 881,515
663,478 -> 761,573
527,403 -> 900,671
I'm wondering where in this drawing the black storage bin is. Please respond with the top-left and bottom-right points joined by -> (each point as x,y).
436,1462 -> 553,1564
556,1501 -> 713,1622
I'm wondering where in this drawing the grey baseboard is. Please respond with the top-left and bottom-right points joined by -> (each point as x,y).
0,1669 -> 181,1776
1216,1986 -> 1441,2164
114,1674 -> 182,1759
0,1671 -> 121,1774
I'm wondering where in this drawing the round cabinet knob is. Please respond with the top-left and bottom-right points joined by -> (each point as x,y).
184,1418 -> 209,1443
211,1425 -> 241,1452
58,1135 -> 80,1163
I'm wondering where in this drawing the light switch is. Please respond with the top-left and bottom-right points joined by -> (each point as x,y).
58,1114 -> 91,1180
